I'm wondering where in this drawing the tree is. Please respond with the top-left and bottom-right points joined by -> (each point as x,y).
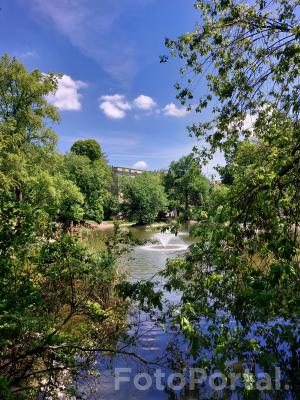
26,171 -> 85,225
160,0 -> 300,392
71,139 -> 103,161
103,192 -> 120,220
121,172 -> 168,224
164,0 -> 300,158
0,55 -> 143,398
163,117 -> 300,388
61,152 -> 111,223
0,219 -> 133,398
0,55 -> 84,229
0,54 -> 59,146
164,154 -> 210,218
218,163 -> 234,185
0,54 -> 60,203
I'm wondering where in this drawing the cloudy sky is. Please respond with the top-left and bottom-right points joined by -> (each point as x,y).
0,0 -> 222,175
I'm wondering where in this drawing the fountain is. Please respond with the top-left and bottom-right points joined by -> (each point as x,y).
153,232 -> 174,248
142,231 -> 188,252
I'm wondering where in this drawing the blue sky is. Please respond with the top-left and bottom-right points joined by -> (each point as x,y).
0,0 -> 222,175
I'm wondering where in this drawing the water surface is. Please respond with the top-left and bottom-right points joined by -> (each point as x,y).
79,226 -> 296,400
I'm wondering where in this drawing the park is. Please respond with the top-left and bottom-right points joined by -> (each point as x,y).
0,1 -> 299,399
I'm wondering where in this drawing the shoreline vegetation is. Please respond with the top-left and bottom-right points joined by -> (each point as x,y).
83,220 -> 167,230
1,0 -> 300,397
0,54 -> 206,398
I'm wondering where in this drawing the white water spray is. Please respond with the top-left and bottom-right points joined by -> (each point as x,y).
142,231 -> 188,252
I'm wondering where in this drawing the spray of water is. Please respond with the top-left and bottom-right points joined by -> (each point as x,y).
142,231 -> 188,252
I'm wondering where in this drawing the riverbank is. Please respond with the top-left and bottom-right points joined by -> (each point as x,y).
83,220 -> 168,231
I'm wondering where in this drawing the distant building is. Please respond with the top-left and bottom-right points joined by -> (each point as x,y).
112,166 -> 144,178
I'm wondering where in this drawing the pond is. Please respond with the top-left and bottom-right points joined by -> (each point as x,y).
78,226 -> 296,400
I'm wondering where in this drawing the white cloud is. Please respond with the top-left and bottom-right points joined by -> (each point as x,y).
99,94 -> 190,120
100,102 -> 126,119
99,94 -> 131,119
99,94 -> 157,119
132,161 -> 148,169
48,74 -> 87,111
133,95 -> 156,110
163,103 -> 189,118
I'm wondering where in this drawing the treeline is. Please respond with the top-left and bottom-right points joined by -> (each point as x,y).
118,155 -> 211,225
0,55 -> 113,229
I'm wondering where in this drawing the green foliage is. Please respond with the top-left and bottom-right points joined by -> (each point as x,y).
162,5 -> 300,388
0,219 -> 129,398
71,139 -> 103,161
25,171 -> 85,224
116,281 -> 163,312
0,375 -> 11,400
162,111 -> 300,386
61,152 -> 111,223
164,154 -> 211,218
103,192 -> 120,220
0,53 -> 59,150
121,172 -> 168,224
165,0 -> 300,158
0,55 -> 133,398
0,54 -> 60,201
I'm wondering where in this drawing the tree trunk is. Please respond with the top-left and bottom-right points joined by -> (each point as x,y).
16,186 -> 23,202
185,190 -> 189,211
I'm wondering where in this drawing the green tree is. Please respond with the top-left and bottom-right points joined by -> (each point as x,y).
26,171 -> 85,225
164,0 -> 300,158
61,152 -> 111,223
0,54 -> 60,203
0,54 -> 59,146
160,0 -> 300,392
164,154 -> 211,218
163,117 -> 300,386
0,55 -> 140,399
0,55 -> 84,229
71,139 -> 103,161
0,219 -> 132,399
121,172 -> 168,224
103,192 -> 120,220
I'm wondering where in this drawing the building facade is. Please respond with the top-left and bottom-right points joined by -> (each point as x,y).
112,166 -> 144,178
